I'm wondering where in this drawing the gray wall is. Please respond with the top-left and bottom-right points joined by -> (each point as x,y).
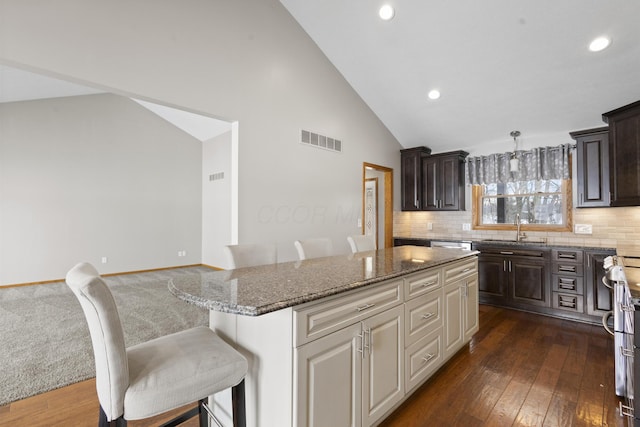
0,0 -> 403,281
0,94 -> 202,284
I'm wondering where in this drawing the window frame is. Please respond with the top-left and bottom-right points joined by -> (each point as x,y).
471,180 -> 573,232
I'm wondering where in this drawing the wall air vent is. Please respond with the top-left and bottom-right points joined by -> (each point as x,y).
209,172 -> 225,181
301,129 -> 342,153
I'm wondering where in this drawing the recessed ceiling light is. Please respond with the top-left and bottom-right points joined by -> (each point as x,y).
379,4 -> 395,21
428,89 -> 441,100
589,36 -> 611,52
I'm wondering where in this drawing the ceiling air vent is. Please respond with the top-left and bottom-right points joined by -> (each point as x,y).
301,129 -> 342,153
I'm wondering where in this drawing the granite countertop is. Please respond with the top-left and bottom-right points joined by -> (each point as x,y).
169,246 -> 478,316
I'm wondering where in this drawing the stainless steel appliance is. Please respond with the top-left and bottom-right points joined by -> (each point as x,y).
603,255 -> 640,422
430,240 -> 472,250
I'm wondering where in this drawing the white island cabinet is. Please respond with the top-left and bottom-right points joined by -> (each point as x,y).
169,246 -> 479,427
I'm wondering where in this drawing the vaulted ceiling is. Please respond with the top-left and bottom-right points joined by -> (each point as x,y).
280,0 -> 640,154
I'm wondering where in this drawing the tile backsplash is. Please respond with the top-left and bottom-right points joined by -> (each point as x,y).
394,206 -> 640,249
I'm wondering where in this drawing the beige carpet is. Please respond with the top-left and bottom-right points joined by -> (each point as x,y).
0,266 -> 210,406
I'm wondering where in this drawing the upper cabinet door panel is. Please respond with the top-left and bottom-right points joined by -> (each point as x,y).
603,100 -> 640,207
571,127 -> 609,208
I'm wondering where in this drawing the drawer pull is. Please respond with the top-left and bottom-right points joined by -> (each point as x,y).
559,298 -> 576,308
421,353 -> 435,363
421,312 -> 435,320
462,268 -> 471,273
558,266 -> 576,272
558,252 -> 577,259
356,303 -> 376,312
500,251 -> 514,255
558,283 -> 576,290
421,281 -> 437,287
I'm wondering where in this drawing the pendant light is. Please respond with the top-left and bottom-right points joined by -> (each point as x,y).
510,130 -> 520,172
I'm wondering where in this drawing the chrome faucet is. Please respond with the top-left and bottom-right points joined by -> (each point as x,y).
515,213 -> 526,242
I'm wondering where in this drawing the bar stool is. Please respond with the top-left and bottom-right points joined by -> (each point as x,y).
65,262 -> 248,427
294,238 -> 333,260
224,243 -> 277,268
347,235 -> 377,253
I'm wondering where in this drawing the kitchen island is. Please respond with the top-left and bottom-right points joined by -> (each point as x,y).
169,245 -> 479,427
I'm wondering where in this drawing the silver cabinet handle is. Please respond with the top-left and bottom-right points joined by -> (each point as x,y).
422,280 -> 437,287
500,251 -> 514,255
356,303 -> 376,312
621,346 -> 634,358
503,260 -> 507,272
508,260 -> 512,272
421,353 -> 435,363
559,265 -> 576,272
462,268 -> 471,273
421,312 -> 435,320
357,331 -> 365,358
619,401 -> 634,418
364,327 -> 372,355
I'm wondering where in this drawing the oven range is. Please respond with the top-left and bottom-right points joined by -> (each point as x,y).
604,255 -> 640,425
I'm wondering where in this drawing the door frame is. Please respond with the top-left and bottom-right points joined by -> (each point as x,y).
362,162 -> 394,248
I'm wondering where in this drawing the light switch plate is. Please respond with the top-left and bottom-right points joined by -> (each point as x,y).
462,223 -> 471,231
427,222 -> 433,230
574,224 -> 593,234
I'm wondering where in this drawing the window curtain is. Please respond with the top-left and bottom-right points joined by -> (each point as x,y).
466,143 -> 573,185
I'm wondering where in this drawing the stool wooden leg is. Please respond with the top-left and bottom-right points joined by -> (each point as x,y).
232,379 -> 246,427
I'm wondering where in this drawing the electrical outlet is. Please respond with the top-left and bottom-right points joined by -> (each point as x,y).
462,223 -> 471,231
101,257 -> 108,264
427,222 -> 433,231
574,224 -> 593,234
357,218 -> 362,227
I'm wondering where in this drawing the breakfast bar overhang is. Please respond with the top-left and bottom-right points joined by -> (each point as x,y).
169,246 -> 480,427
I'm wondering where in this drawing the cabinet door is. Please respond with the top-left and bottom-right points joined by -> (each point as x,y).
439,156 -> 462,210
478,254 -> 508,305
295,323 -> 362,427
585,250 -> 615,316
608,105 -> 640,207
574,129 -> 609,207
509,257 -> 550,307
362,305 -> 404,427
401,150 -> 423,211
443,281 -> 463,360
464,275 -> 479,341
421,156 -> 439,210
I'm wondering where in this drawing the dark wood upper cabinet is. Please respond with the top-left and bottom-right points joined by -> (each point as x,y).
603,100 -> 640,207
570,127 -> 610,208
400,147 -> 431,211
421,151 -> 468,211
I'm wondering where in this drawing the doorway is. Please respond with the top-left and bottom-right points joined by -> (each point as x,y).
362,162 -> 393,248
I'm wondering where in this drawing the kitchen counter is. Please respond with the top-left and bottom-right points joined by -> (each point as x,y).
169,246 -> 480,426
395,236 -> 615,252
169,245 -> 478,316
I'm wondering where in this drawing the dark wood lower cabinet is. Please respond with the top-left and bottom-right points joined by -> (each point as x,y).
478,250 -> 550,311
477,244 -> 614,324
585,249 -> 615,316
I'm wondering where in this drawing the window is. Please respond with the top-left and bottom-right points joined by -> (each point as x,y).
472,179 -> 572,231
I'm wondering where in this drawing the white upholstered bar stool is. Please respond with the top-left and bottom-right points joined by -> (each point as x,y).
294,238 -> 333,260
347,235 -> 377,253
65,262 -> 248,427
223,243 -> 277,268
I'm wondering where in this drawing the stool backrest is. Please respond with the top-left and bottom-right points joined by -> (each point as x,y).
66,262 -> 128,421
224,243 -> 277,269
294,238 -> 333,260
347,235 -> 377,253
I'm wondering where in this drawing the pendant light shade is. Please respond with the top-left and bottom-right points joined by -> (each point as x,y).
509,131 -> 520,173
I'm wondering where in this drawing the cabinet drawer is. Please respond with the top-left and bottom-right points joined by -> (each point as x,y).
552,292 -> 584,313
552,263 -> 584,276
404,268 -> 441,299
405,327 -> 442,393
404,290 -> 442,346
443,258 -> 478,285
552,249 -> 584,264
552,275 -> 584,294
294,279 -> 402,346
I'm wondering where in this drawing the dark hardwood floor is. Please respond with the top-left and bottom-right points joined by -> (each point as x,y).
0,305 -> 629,426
